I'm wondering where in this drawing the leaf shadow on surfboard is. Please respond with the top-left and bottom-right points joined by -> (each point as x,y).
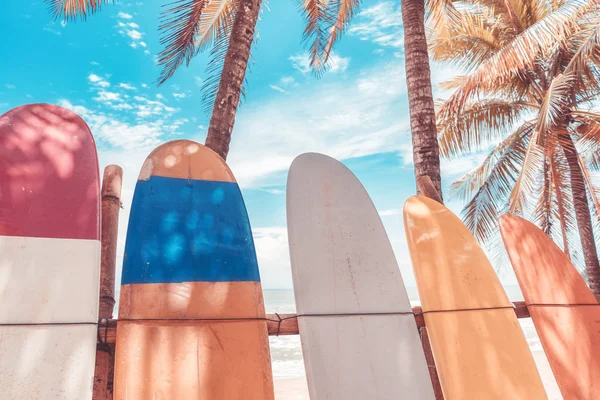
404,195 -> 547,400
500,214 -> 600,399
0,104 -> 101,399
287,153 -> 436,400
114,140 -> 274,399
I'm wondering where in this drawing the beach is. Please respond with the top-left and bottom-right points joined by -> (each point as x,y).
265,289 -> 564,399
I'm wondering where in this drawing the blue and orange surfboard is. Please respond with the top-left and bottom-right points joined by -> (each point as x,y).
114,140 -> 274,399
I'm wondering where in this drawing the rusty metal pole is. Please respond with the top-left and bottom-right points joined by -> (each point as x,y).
93,165 -> 123,400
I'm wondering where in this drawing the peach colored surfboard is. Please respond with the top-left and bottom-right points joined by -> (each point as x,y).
114,140 -> 274,399
287,153 -> 435,400
404,196 -> 547,400
0,104 -> 101,399
500,214 -> 600,399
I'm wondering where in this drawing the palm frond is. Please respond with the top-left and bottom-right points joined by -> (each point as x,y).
453,122 -> 533,243
299,0 -> 333,75
534,154 -> 554,234
564,23 -> 600,75
550,147 -> 574,255
578,153 -> 600,217
443,0 -> 598,114
508,126 -> 545,214
429,7 -> 505,72
200,20 -> 237,114
45,0 -> 112,20
535,73 -> 577,143
322,0 -> 361,65
157,0 -> 237,85
426,0 -> 462,29
437,99 -> 536,157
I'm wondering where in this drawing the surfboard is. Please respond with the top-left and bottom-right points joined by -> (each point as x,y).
114,140 -> 274,399
287,153 -> 435,400
403,195 -> 547,400
0,104 -> 101,399
500,214 -> 600,399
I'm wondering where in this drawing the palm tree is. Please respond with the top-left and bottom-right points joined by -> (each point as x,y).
401,0 -> 445,200
47,0 -> 262,160
430,0 -> 600,297
298,0 -> 444,201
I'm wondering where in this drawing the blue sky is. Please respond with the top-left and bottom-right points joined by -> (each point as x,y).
0,0 -> 515,288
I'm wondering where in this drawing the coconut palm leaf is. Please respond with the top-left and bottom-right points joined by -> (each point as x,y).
157,0 -> 237,85
298,0 -> 333,75
45,0 -> 112,20
453,122 -> 533,242
426,0 -> 462,29
534,155 -> 554,234
322,0 -> 361,64
578,153 -> 600,217
535,73 -> 577,143
444,0 -> 599,114
438,99 -> 536,157
429,8 -> 505,72
550,147 -> 574,255
507,128 -> 545,214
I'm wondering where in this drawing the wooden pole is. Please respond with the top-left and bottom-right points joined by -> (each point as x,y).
93,165 -> 123,400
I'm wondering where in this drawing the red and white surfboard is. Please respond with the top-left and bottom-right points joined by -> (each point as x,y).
0,104 -> 101,399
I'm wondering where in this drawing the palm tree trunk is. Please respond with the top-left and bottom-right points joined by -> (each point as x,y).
401,0 -> 443,202
561,132 -> 600,299
205,0 -> 262,160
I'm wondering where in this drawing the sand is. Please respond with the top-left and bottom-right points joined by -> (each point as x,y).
273,351 -> 563,399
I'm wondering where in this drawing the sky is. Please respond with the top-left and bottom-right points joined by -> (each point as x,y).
0,0 -> 518,289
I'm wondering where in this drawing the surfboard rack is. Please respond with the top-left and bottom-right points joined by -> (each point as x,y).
93,303 -> 532,344
91,167 -> 536,400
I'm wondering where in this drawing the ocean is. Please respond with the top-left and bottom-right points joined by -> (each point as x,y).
264,287 -> 562,399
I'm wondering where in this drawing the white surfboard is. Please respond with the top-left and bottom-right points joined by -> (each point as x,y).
0,104 -> 101,399
286,153 -> 435,400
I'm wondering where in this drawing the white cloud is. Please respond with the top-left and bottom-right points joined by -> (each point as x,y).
94,90 -> 121,103
88,74 -> 110,88
379,208 -> 402,217
116,13 -> 145,49
194,76 -> 204,87
349,1 -> 403,48
119,83 -> 136,90
90,61 -> 101,66
141,83 -> 149,88
269,85 -> 287,93
43,23 -> 62,36
133,95 -> 178,118
5,84 -> 15,89
253,227 -> 293,289
280,76 -> 296,87
173,93 -> 186,99
58,99 -> 183,151
156,94 -> 164,99
259,187 -> 285,195
289,52 -> 350,75
127,30 -> 142,40
226,60 -> 409,187
144,50 -> 151,55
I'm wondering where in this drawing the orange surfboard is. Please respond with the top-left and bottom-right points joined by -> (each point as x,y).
500,214 -> 600,399
114,140 -> 274,399
404,196 -> 547,399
